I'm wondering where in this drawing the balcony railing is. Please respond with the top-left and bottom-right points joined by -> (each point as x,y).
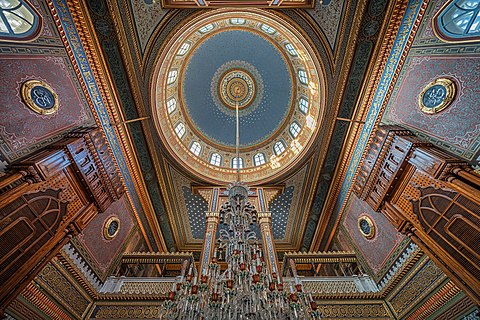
100,275 -> 378,295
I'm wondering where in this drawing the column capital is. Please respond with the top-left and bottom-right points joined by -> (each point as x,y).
258,211 -> 272,223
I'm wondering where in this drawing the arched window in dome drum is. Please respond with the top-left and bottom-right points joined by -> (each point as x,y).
174,122 -> 186,138
298,70 -> 308,85
254,153 -> 266,166
273,141 -> 286,155
299,97 -> 308,114
435,0 -> 480,41
0,0 -> 41,41
261,24 -> 276,34
210,153 -> 222,166
285,43 -> 297,56
199,23 -> 214,33
289,121 -> 301,138
190,141 -> 202,156
167,70 -> 178,85
232,157 -> 243,169
167,98 -> 177,113
230,18 -> 245,25
177,42 -> 190,55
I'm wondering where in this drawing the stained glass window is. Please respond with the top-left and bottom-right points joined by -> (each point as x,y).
210,153 -> 222,166
299,97 -> 308,114
0,0 -> 40,40
254,153 -> 266,166
167,98 -> 176,113
274,141 -> 286,155
436,0 -> 480,40
289,121 -> 301,138
232,157 -> 243,169
190,141 -> 202,156
174,122 -> 186,138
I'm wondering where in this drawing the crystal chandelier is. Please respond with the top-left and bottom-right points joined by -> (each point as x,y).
160,183 -> 321,319
160,94 -> 321,319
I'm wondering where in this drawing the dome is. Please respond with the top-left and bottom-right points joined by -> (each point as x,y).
152,9 -> 326,184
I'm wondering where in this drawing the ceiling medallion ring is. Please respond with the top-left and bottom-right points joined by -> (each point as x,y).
212,61 -> 263,117
419,77 -> 456,114
221,69 -> 255,109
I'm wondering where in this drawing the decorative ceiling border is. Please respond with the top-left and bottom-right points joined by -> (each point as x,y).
47,0 -> 167,251
309,0 -> 428,251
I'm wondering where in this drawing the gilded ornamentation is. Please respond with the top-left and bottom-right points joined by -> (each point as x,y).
36,263 -> 90,318
358,215 -> 375,239
389,259 -> 445,317
318,302 -> 390,319
419,78 -> 456,114
103,216 -> 120,240
94,305 -> 162,319
21,79 -> 59,115
211,60 -> 263,114
119,281 -> 172,295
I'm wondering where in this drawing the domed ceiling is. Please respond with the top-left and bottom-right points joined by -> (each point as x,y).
152,9 -> 326,184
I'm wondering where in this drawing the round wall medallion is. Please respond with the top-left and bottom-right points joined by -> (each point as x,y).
358,215 -> 375,239
21,80 -> 59,115
103,217 -> 120,240
419,78 -> 456,114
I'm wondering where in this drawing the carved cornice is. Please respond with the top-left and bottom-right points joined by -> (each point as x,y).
404,280 -> 461,320
20,282 -> 74,320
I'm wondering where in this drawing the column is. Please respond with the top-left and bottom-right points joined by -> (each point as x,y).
199,211 -> 220,275
258,211 -> 281,277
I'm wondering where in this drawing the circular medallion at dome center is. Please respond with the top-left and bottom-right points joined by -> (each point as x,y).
220,69 -> 256,109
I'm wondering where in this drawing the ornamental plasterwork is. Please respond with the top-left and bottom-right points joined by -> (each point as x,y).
152,9 -> 326,184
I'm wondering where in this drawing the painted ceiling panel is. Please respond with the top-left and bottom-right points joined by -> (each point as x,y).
182,30 -> 292,147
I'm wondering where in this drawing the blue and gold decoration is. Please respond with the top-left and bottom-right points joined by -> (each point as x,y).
419,78 -> 456,114
211,60 -> 264,117
358,215 -> 375,239
21,79 -> 59,115
103,216 -> 120,240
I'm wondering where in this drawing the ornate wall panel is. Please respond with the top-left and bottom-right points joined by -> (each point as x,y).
316,301 -> 392,319
0,0 -> 95,164
342,194 -> 405,276
76,195 -> 135,279
0,55 -> 94,163
89,303 -> 164,319
382,0 -> 480,161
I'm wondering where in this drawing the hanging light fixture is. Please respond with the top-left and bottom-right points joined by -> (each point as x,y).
160,89 -> 321,320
